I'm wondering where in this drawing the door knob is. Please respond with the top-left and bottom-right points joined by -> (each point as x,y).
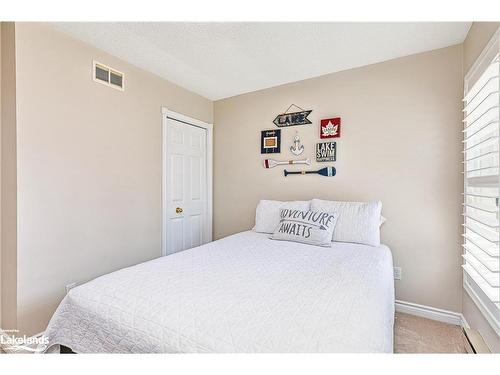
176,207 -> 183,214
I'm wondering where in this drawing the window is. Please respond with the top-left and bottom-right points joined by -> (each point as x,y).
463,28 -> 500,336
93,61 -> 124,91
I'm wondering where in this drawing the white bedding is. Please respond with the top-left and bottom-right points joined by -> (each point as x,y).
42,231 -> 395,353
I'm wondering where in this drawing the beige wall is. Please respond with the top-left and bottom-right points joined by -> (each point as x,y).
214,45 -> 464,313
461,22 -> 500,353
12,23 -> 213,335
463,22 -> 500,75
1,22 -> 18,331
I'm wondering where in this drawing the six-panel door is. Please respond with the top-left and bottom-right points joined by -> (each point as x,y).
165,118 -> 207,254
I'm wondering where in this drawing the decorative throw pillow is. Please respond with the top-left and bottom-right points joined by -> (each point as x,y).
310,199 -> 382,246
253,200 -> 311,234
270,208 -> 338,247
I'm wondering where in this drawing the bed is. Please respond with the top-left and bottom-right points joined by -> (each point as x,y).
42,230 -> 395,353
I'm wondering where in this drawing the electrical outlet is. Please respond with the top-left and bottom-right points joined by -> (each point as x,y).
394,267 -> 402,280
65,282 -> 78,294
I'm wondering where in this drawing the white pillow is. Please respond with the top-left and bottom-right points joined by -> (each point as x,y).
254,200 -> 310,234
310,199 -> 382,246
270,209 -> 338,247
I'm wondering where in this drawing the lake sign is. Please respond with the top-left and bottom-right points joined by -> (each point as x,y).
316,141 -> 337,162
273,110 -> 312,128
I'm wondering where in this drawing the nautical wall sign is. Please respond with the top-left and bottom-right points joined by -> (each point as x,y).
290,132 -> 304,156
273,110 -> 312,127
316,141 -> 337,162
320,117 -> 341,139
261,129 -> 281,154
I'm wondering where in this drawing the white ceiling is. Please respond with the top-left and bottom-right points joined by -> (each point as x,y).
51,22 -> 471,100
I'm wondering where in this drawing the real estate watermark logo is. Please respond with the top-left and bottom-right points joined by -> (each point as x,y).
0,329 -> 49,353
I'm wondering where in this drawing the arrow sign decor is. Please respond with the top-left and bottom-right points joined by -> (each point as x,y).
273,110 -> 312,128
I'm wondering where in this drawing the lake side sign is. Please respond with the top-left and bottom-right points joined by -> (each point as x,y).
316,141 -> 337,162
261,129 -> 281,154
273,110 -> 312,128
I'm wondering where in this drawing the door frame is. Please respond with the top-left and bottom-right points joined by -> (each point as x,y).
161,107 -> 213,256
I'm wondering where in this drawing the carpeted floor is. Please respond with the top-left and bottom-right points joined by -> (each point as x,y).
394,312 -> 468,353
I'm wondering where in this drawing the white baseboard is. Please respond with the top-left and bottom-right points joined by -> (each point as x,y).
461,314 -> 470,329
396,299 -> 467,327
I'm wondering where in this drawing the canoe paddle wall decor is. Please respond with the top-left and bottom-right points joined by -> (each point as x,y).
264,158 -> 311,169
284,166 -> 336,177
260,129 -> 281,154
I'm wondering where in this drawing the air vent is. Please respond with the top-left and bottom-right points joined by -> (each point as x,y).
93,61 -> 124,91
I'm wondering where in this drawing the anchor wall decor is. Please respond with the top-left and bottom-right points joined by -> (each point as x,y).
290,132 -> 304,156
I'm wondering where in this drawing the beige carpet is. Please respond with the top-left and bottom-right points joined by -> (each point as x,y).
394,312 -> 468,353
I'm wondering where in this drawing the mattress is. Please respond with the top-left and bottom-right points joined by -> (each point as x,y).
42,231 -> 395,353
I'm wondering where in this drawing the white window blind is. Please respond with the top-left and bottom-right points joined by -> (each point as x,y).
463,29 -> 500,335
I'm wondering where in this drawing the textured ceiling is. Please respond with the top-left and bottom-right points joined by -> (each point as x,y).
51,22 -> 471,100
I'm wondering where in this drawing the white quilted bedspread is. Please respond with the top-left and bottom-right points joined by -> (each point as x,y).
43,231 -> 394,353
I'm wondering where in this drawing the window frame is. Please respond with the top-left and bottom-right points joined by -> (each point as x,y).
463,27 -> 500,337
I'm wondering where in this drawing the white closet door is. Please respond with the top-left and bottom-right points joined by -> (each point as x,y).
164,118 -> 207,254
